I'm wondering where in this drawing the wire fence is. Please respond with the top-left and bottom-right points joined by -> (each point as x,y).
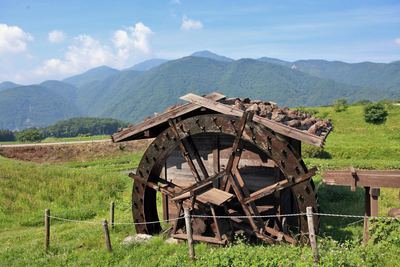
47,211 -> 399,226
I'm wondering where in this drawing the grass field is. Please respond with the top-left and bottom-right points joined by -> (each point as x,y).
0,104 -> 399,266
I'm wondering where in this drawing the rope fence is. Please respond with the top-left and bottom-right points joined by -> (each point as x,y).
46,211 -> 399,226
43,202 -> 399,260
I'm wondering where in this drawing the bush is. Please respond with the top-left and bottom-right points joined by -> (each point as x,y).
0,129 -> 16,141
16,128 -> 44,142
302,145 -> 332,159
333,98 -> 348,112
41,117 -> 128,138
364,103 -> 388,124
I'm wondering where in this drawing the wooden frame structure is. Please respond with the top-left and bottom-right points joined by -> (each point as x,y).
323,168 -> 400,242
113,92 -> 332,244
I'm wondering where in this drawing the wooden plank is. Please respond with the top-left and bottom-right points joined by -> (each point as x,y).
323,170 -> 400,188
180,93 -> 325,147
112,92 -> 226,142
197,188 -> 234,206
169,119 -> 202,183
245,167 -> 317,204
172,233 -> 227,245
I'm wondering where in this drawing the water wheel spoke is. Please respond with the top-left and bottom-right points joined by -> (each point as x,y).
168,119 -> 202,182
245,167 -> 317,204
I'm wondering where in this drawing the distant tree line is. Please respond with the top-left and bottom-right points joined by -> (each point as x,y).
0,117 -> 128,142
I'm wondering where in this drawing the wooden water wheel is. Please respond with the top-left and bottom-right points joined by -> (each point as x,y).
112,92 -> 331,244
129,111 -> 319,244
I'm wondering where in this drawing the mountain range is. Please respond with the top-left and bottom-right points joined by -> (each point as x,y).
1,50 -> 399,130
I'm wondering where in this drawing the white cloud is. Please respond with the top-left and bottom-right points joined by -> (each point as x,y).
35,22 -> 153,79
181,15 -> 203,31
35,34 -> 116,76
0,23 -> 33,54
48,30 -> 66,43
113,22 -> 153,61
395,38 -> 400,46
170,0 -> 181,4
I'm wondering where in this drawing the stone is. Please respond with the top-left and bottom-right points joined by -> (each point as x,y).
122,234 -> 153,245
165,237 -> 180,244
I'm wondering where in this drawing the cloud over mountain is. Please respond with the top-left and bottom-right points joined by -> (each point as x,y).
0,23 -> 33,54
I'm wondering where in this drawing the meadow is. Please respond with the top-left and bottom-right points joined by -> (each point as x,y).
0,104 -> 399,266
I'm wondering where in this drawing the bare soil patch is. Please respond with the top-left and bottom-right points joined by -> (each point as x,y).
0,139 -> 152,163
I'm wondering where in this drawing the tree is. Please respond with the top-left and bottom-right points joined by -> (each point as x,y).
0,129 -> 16,141
16,128 -> 44,142
333,98 -> 348,112
364,103 -> 388,124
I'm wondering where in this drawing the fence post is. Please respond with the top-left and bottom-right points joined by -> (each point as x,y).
306,206 -> 319,264
45,209 -> 50,251
184,208 -> 195,260
102,219 -> 112,252
363,186 -> 371,244
110,201 -> 115,230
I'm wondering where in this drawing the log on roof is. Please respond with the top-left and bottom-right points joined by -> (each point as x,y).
112,92 -> 332,147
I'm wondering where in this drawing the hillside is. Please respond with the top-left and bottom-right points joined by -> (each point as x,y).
128,58 -> 168,71
257,57 -> 400,97
0,104 -> 399,266
63,65 -> 120,88
0,85 -> 81,130
1,52 -> 400,130
0,81 -> 20,91
97,57 -> 364,122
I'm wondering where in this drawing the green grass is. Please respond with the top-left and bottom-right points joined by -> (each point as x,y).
1,104 -> 400,266
0,135 -> 110,145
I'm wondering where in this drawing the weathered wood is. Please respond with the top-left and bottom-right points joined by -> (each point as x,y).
163,162 -> 169,221
210,205 -> 222,240
172,233 -> 227,245
363,187 -> 371,244
45,209 -> 50,251
370,188 -> 380,217
110,202 -> 115,229
180,93 -> 325,147
245,168 -> 317,204
184,208 -> 195,260
306,207 -> 319,263
102,219 -> 112,252
112,92 -> 225,142
169,119 -> 202,183
184,136 -> 209,179
323,169 -> 400,188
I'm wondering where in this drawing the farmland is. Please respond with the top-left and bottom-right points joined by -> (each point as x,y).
0,104 -> 399,266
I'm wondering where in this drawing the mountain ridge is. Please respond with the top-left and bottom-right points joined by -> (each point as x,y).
1,51 -> 399,130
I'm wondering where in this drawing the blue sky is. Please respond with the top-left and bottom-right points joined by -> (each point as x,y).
1,0 -> 399,84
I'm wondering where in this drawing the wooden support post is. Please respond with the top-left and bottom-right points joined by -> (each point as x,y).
102,219 -> 112,252
306,207 -> 319,263
370,188 -> 380,217
110,201 -> 115,230
45,209 -> 50,251
184,208 -> 195,260
363,187 -> 371,244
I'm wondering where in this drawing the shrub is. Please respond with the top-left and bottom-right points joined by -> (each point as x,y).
333,98 -> 348,112
364,103 -> 388,124
16,128 -> 44,142
0,129 -> 16,141
302,145 -> 332,159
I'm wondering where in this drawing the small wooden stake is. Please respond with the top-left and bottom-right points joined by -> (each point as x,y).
306,207 -> 319,263
184,208 -> 195,260
102,219 -> 112,252
110,201 -> 115,229
45,209 -> 50,251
